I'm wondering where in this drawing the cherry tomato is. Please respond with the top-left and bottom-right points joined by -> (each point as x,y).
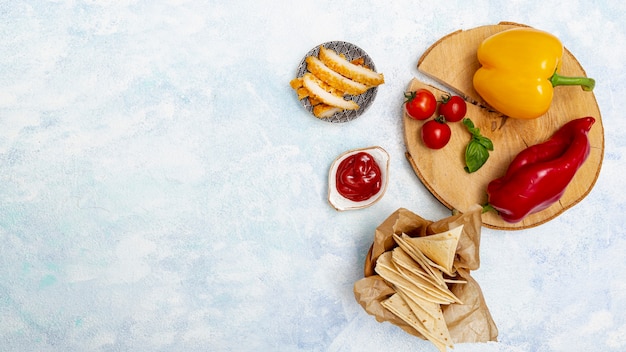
404,89 -> 437,120
438,94 -> 467,122
421,119 -> 451,149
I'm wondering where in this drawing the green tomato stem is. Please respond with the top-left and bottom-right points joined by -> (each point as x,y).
434,115 -> 447,124
549,72 -> 595,91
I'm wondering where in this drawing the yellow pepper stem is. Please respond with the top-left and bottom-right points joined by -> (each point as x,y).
550,72 -> 596,91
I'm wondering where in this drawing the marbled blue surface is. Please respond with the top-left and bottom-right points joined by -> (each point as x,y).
1,1 -> 626,351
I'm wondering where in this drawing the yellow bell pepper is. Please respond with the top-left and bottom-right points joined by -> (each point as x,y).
473,27 -> 595,119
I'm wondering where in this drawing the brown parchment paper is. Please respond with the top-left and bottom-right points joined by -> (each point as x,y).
354,204 -> 498,343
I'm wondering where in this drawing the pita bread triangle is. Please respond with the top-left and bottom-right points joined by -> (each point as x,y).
400,233 -> 451,279
397,289 -> 454,351
392,247 -> 436,283
381,293 -> 448,352
392,233 -> 446,287
391,247 -> 462,304
395,263 -> 461,304
401,225 -> 463,276
375,252 -> 455,305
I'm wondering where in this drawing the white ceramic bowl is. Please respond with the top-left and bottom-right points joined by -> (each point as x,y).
328,146 -> 390,211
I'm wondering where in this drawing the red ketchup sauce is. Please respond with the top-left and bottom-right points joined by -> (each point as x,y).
335,152 -> 382,202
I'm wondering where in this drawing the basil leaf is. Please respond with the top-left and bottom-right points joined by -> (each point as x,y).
476,135 -> 494,151
462,118 -> 494,172
462,118 -> 479,134
464,140 -> 490,173
462,118 -> 475,129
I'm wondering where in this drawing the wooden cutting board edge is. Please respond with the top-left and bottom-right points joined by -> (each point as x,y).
405,21 -> 605,231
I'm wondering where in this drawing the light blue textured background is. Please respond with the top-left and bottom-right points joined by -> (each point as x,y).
1,1 -> 625,351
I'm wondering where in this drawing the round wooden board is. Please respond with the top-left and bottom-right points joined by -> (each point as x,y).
403,22 -> 604,230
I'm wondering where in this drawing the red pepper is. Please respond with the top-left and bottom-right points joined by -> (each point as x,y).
487,116 -> 595,223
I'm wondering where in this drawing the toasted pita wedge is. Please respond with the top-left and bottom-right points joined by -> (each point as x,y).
391,247 -> 461,304
393,233 -> 446,287
376,252 -> 452,305
381,293 -> 448,352
395,260 -> 462,304
392,248 -> 435,282
402,225 -> 463,276
399,233 -> 453,278
397,290 -> 454,351
443,277 -> 467,284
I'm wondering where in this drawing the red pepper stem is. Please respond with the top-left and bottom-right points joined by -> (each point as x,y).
481,203 -> 496,214
549,72 -> 595,91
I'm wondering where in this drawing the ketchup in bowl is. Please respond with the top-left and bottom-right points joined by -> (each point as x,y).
335,152 -> 382,202
328,146 -> 389,211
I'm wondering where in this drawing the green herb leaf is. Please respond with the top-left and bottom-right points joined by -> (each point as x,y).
476,135 -> 494,151
464,140 -> 490,173
462,118 -> 478,133
462,118 -> 494,173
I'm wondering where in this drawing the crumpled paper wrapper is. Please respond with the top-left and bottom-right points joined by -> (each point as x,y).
354,204 -> 498,343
